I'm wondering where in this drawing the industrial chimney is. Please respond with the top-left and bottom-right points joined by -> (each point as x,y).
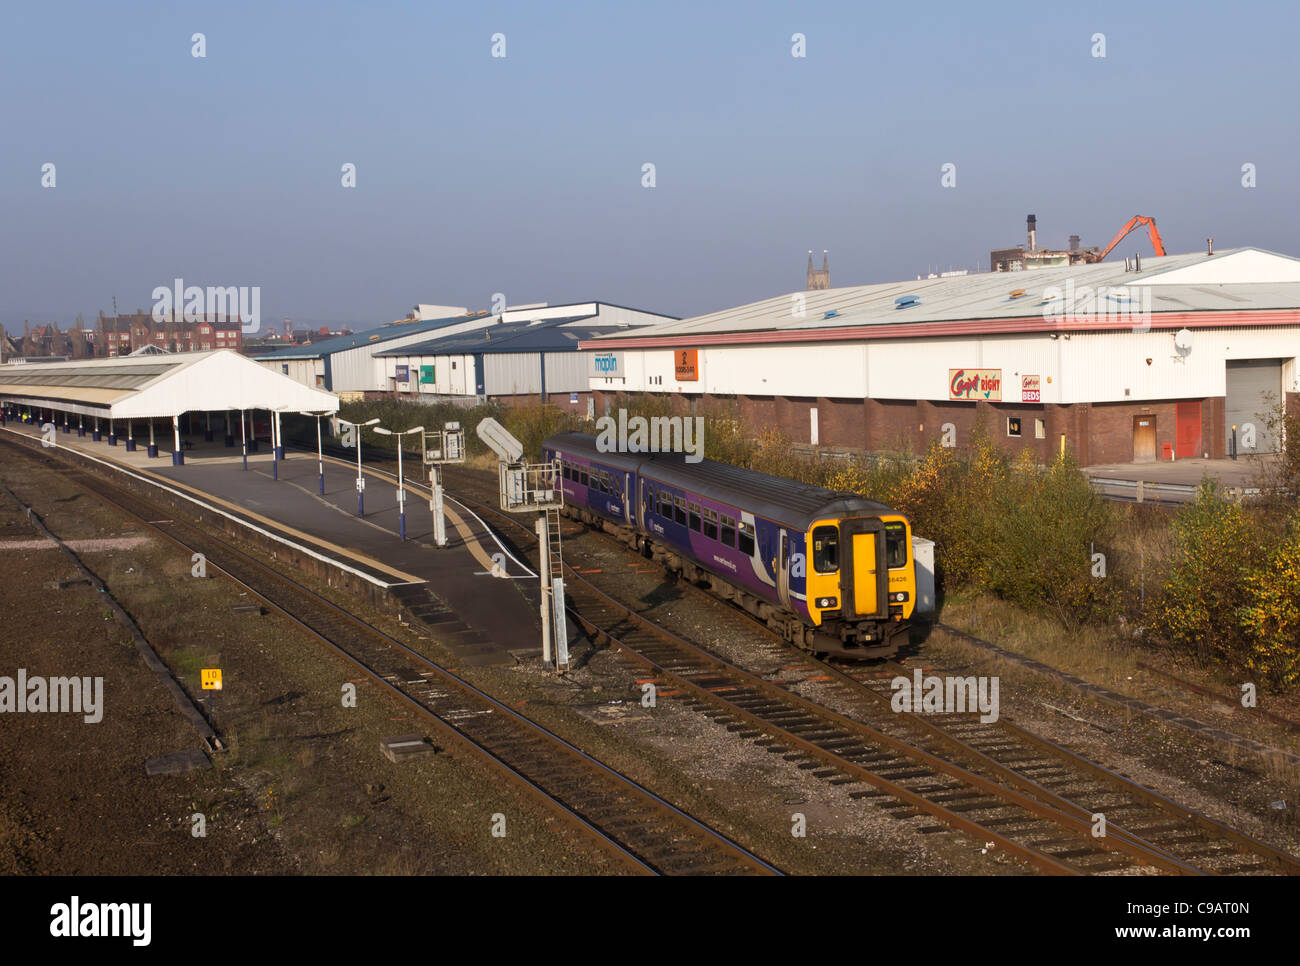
1027,214 -> 1037,253
1068,234 -> 1080,253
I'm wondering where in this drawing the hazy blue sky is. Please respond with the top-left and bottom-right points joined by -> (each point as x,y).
2,0 -> 1296,332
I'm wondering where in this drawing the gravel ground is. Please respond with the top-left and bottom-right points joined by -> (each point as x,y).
0,452 -> 622,875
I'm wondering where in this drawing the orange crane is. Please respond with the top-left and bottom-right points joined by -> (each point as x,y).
1083,215 -> 1166,262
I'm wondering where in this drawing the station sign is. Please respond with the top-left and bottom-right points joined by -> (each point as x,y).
1022,374 -> 1041,403
949,368 -> 1002,401
674,349 -> 699,382
588,351 -> 624,378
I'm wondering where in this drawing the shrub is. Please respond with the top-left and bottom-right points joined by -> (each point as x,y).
983,451 -> 1117,628
1146,482 -> 1264,665
1238,516 -> 1300,686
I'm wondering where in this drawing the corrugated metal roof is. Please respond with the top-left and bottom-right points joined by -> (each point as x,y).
0,349 -> 339,418
254,315 -> 483,360
377,322 -> 636,357
586,248 -> 1300,344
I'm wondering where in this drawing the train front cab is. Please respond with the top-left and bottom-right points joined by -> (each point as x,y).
806,515 -> 914,652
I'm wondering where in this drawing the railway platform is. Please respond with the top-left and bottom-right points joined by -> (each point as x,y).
0,422 -> 541,666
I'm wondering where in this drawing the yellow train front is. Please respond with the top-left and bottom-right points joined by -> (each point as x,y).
801,511 -> 916,657
544,433 -> 917,659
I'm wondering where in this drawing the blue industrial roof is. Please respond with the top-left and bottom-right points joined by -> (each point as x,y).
376,321 -> 633,357
252,314 -> 485,361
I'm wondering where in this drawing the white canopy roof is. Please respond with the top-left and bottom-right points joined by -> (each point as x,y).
0,349 -> 339,419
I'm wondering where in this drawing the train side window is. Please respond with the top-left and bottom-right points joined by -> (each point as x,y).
659,489 -> 672,518
673,496 -> 687,526
688,502 -> 701,532
597,471 -> 609,493
702,508 -> 718,540
719,514 -> 736,547
885,522 -> 908,568
579,465 -> 588,486
561,461 -> 571,481
738,520 -> 755,555
811,525 -> 840,573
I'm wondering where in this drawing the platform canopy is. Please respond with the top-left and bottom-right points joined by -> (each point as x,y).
0,349 -> 339,419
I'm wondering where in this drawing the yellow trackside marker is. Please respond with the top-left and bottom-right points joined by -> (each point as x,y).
852,532 -> 877,615
201,668 -> 223,691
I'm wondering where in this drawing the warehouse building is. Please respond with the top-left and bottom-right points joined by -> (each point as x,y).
257,301 -> 673,400
252,309 -> 488,395
582,247 -> 1300,464
377,302 -> 672,407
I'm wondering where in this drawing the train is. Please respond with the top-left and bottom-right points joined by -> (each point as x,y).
542,432 -> 917,658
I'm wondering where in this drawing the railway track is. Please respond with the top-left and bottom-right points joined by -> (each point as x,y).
428,462 -> 1300,876
1,437 -> 781,877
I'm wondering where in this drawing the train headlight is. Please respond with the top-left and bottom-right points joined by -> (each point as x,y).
891,591 -> 909,603
815,596 -> 838,609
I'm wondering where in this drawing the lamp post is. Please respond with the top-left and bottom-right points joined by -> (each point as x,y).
302,411 -> 333,496
373,425 -> 423,540
337,417 -> 380,515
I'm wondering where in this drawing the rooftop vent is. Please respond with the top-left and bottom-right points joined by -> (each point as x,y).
1008,289 -> 1027,299
823,309 -> 839,319
894,295 -> 920,309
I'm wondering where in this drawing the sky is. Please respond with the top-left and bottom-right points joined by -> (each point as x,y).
2,0 -> 1297,333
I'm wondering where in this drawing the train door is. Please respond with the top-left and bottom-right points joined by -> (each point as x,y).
636,475 -> 646,529
623,472 -> 634,525
776,530 -> 791,609
841,519 -> 886,617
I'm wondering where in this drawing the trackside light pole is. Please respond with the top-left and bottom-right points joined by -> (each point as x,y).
302,410 -> 332,496
338,417 -> 380,515
373,424 -> 423,540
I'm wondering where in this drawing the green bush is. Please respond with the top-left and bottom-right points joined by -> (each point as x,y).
1146,482 -> 1264,665
983,451 -> 1117,628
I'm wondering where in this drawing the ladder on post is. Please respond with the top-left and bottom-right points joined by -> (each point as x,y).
544,504 -> 568,671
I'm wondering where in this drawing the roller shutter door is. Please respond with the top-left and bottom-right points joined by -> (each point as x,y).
1225,359 -> 1283,454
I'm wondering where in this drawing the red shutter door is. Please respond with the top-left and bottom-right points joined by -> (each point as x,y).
1175,402 -> 1200,459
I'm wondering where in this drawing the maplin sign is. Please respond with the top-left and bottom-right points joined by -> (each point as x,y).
589,351 -> 624,378
949,368 -> 1002,401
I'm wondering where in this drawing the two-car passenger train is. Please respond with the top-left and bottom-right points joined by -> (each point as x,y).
542,432 -> 916,658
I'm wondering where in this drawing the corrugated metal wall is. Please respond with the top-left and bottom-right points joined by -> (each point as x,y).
485,352 -> 543,395
594,326 -> 1300,405
542,352 -> 587,393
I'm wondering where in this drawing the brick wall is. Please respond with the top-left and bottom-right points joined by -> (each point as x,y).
584,389 -> 1240,466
